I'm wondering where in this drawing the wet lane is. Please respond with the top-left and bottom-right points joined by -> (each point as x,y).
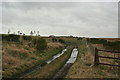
46,48 -> 67,64
18,47 -> 68,78
54,48 -> 78,78
66,48 -> 78,64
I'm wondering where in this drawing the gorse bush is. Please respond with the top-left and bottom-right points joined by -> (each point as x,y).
36,38 -> 47,51
2,34 -> 20,42
32,38 -> 47,51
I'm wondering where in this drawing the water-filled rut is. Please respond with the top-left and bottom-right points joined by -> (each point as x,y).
54,48 -> 78,78
18,47 -> 68,78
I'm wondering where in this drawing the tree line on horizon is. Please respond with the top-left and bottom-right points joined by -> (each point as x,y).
7,29 -> 40,36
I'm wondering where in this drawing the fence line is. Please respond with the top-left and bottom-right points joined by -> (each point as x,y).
94,48 -> 120,67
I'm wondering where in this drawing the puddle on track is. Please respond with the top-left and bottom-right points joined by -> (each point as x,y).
54,48 -> 78,78
18,47 -> 68,78
46,48 -> 67,64
66,48 -> 78,64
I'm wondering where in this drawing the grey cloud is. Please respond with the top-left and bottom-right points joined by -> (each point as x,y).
2,2 -> 118,38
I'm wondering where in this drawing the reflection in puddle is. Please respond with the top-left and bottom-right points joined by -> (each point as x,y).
46,48 -> 67,64
66,48 -> 78,64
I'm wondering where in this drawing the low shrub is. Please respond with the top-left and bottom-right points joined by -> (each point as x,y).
32,38 -> 47,51
2,34 -> 20,42
2,35 -> 8,41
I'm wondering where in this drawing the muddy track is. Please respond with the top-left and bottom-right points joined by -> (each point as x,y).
16,46 -> 69,78
54,48 -> 78,78
15,46 -> 78,79
54,63 -> 73,78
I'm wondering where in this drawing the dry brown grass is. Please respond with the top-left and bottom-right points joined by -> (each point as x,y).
47,42 -> 64,49
2,41 -> 38,76
3,52 -> 22,70
2,40 -> 64,78
65,44 -> 119,78
92,44 -> 119,66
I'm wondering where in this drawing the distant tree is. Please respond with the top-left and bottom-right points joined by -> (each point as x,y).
23,33 -> 25,35
8,34 -> 20,42
70,35 -> 73,38
32,38 -> 47,51
37,31 -> 39,36
34,31 -> 36,34
17,31 -> 20,35
13,32 -> 15,34
20,32 -> 22,35
30,31 -> 33,36
8,29 -> 10,34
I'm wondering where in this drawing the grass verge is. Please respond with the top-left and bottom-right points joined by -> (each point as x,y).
65,43 -> 119,78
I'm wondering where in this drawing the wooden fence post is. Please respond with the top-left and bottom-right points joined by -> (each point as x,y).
94,48 -> 99,66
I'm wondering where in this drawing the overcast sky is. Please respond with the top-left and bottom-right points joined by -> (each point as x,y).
1,2 -> 119,38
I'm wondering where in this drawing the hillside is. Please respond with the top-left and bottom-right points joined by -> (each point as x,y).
2,34 -> 65,78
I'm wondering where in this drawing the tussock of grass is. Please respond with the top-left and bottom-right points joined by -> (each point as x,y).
7,49 -> 28,59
